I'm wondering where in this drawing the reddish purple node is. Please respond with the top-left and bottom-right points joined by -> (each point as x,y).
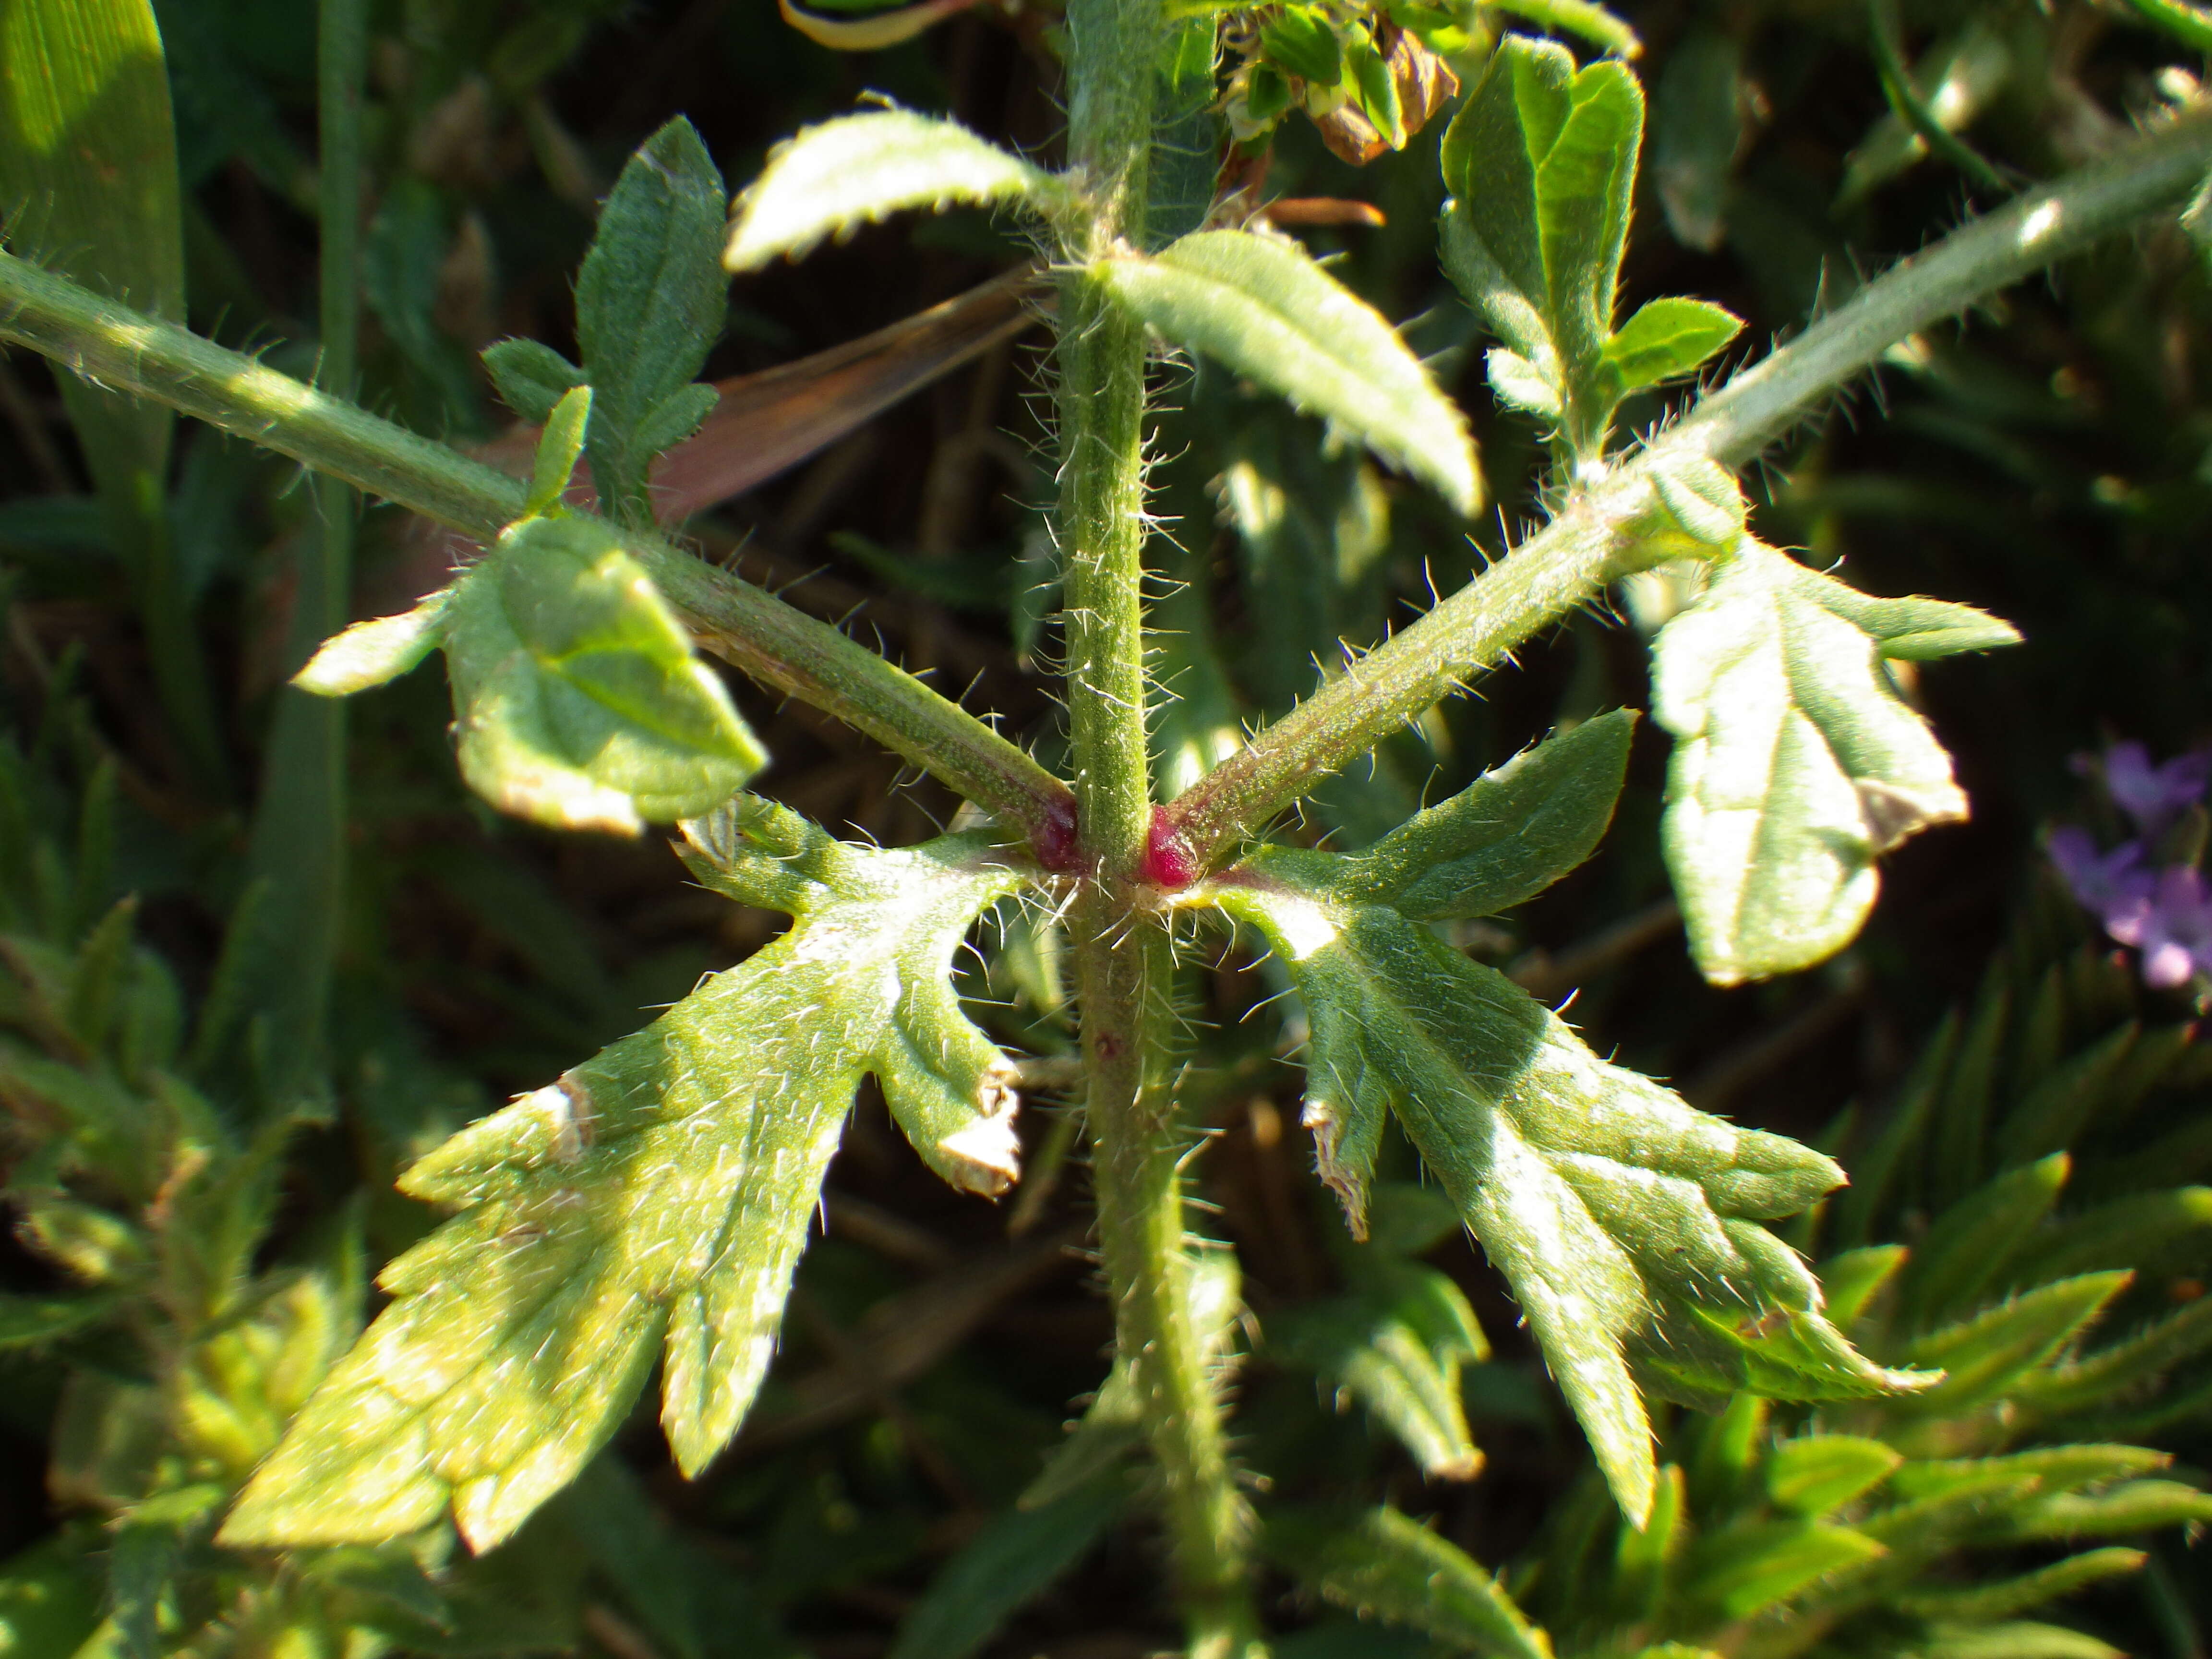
1034,793 -> 1083,874
1142,808 -> 1200,890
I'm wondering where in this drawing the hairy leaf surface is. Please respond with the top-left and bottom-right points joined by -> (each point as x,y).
1098,229 -> 1480,516
724,108 -> 1067,272
1201,843 -> 1929,1523
574,117 -> 730,523
293,592 -> 452,697
1651,540 -> 2017,984
223,800 -> 1028,1551
442,516 -> 764,835
1266,1503 -> 1553,1659
1441,37 -> 1740,457
1269,1258 -> 1490,1480
1332,710 -> 1635,920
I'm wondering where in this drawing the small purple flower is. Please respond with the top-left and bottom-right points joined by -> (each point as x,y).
2083,741 -> 2212,836
2103,865 -> 2212,988
2047,826 -> 2153,924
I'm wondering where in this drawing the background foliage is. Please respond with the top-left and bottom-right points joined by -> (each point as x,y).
1,0 -> 2212,1654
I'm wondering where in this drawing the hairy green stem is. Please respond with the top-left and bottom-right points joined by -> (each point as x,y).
0,249 -> 1073,852
1163,99 -> 2212,870
231,0 -> 370,1097
1059,1 -> 1262,1652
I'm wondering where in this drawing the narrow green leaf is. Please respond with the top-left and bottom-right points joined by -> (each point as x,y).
725,108 -> 1068,272
1610,1463 -> 1685,1623
1270,1260 -> 1490,1480
1098,229 -> 1480,516
1887,1445 -> 2171,1504
0,0 -> 221,785
2008,1480 -> 2212,1539
442,516 -> 765,835
526,386 -> 593,519
1819,1244 -> 1908,1328
0,1292 -> 116,1348
1344,711 -> 1635,921
632,382 -> 721,459
1684,1518 -> 1885,1620
1765,1435 -> 1902,1516
575,117 -> 729,523
1996,1025 -> 2141,1169
1201,856 -> 1928,1523
1914,1623 -> 2121,1659
1806,583 -> 2023,661
1898,1548 -> 2148,1620
1602,298 -> 1743,391
1265,1504 -> 1554,1659
1897,1273 -> 2131,1412
293,590 -> 453,698
2014,1298 -> 2212,1414
1897,1153 -> 2070,1328
222,802 -> 1029,1551
1533,63 -> 1641,376
888,1472 -> 1128,1659
1652,541 -> 2008,984
1442,38 -> 1575,339
482,337 -> 586,426
2008,1186 -> 2212,1287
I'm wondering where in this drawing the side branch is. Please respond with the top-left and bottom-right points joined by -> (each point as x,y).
0,251 -> 1075,851
1163,99 -> 2212,870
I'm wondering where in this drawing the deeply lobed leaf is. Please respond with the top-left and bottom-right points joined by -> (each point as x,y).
1441,36 -> 1741,457
1200,831 -> 1930,1524
221,801 -> 1028,1551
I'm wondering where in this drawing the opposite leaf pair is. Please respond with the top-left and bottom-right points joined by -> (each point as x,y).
725,105 -> 1482,516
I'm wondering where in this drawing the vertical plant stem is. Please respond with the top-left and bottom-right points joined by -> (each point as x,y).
1058,3 -> 1262,1652
234,0 -> 368,1097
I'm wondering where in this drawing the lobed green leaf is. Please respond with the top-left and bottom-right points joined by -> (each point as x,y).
725,108 -> 1067,272
482,337 -> 586,426
1200,853 -> 1929,1523
222,801 -> 1029,1551
1652,540 -> 2015,984
574,117 -> 730,523
1441,38 -> 1642,455
442,515 -> 765,835
1097,228 -> 1480,516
